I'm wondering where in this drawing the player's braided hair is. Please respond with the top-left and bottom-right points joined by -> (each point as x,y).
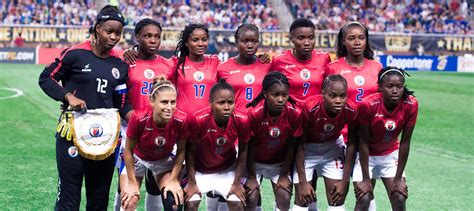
322,74 -> 347,91
174,24 -> 209,77
289,18 -> 315,33
135,18 -> 162,36
234,23 -> 259,44
149,75 -> 176,102
377,66 -> 414,101
336,21 -> 374,60
246,71 -> 297,108
209,78 -> 235,102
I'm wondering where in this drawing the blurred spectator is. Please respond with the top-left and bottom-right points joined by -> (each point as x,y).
12,32 -> 24,47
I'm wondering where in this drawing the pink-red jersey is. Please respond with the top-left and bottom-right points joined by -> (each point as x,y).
126,109 -> 189,161
324,58 -> 382,104
170,55 -> 219,115
271,49 -> 331,104
189,107 -> 251,173
127,56 -> 174,110
304,95 -> 358,144
248,101 -> 304,164
217,57 -> 271,111
358,93 -> 418,156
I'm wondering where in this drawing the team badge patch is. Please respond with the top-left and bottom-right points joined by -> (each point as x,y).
144,69 -> 155,79
216,137 -> 227,146
89,124 -> 104,137
155,136 -> 166,147
300,69 -> 311,80
354,75 -> 365,86
244,73 -> 256,84
323,123 -> 334,132
68,146 -> 78,158
269,127 -> 281,138
112,68 -> 120,79
193,71 -> 205,82
385,120 -> 396,131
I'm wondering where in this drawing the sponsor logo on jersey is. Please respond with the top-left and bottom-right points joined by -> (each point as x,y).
230,70 -> 241,74
144,69 -> 155,79
216,136 -> 227,146
374,113 -> 384,118
340,70 -> 352,75
68,146 -> 78,158
323,123 -> 334,132
354,75 -> 365,86
269,127 -> 281,138
384,120 -> 396,131
207,129 -> 217,133
145,127 -> 154,131
82,64 -> 92,72
112,68 -> 120,79
155,136 -> 166,147
244,73 -> 255,84
285,64 -> 296,69
193,71 -> 205,82
300,69 -> 311,80
89,124 -> 103,137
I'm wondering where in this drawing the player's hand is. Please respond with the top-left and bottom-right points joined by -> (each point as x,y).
184,182 -> 201,202
257,52 -> 272,64
354,180 -> 372,200
297,181 -> 315,205
65,94 -> 87,113
276,175 -> 292,194
244,177 -> 260,196
121,182 -> 140,210
228,183 -> 246,206
391,179 -> 408,198
163,178 -> 184,206
330,181 -> 349,206
123,47 -> 138,65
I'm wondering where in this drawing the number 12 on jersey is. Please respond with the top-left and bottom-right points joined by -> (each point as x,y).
193,84 -> 206,98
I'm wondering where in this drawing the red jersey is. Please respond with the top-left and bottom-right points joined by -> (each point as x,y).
189,107 -> 251,173
358,93 -> 418,156
127,56 -> 174,110
248,101 -> 304,164
271,50 -> 331,104
126,109 -> 189,161
304,95 -> 358,144
217,57 -> 271,111
171,55 -> 219,115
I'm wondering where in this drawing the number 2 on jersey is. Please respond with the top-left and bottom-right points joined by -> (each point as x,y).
302,82 -> 310,96
193,84 -> 206,98
356,88 -> 364,102
245,87 -> 253,101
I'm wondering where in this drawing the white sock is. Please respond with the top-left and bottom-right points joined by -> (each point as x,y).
256,206 -> 263,211
328,205 -> 345,211
145,193 -> 162,211
114,191 -> 121,211
368,199 -> 376,211
293,204 -> 309,211
308,201 -> 318,211
218,201 -> 229,211
206,196 -> 219,211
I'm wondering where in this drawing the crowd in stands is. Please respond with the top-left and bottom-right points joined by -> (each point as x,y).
288,0 -> 472,34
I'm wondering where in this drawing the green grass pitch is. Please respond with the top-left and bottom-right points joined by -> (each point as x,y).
0,64 -> 472,210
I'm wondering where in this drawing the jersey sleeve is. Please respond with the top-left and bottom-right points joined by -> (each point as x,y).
187,116 -> 200,143
237,116 -> 251,144
247,109 -> 256,137
405,99 -> 418,127
290,107 -> 304,138
38,48 -> 73,101
126,112 -> 139,139
358,100 -> 372,125
113,63 -> 133,118
347,101 -> 359,126
179,116 -> 191,140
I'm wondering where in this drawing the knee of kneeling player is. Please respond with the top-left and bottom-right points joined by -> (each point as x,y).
161,191 -> 183,211
356,194 -> 372,207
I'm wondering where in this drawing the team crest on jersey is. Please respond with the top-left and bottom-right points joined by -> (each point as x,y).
193,71 -> 205,82
354,75 -> 365,86
323,123 -> 335,132
112,68 -> 120,79
300,69 -> 311,80
144,69 -> 155,79
244,73 -> 256,84
68,146 -> 78,158
155,136 -> 166,147
89,124 -> 104,137
216,137 -> 227,146
269,127 -> 281,138
384,120 -> 396,132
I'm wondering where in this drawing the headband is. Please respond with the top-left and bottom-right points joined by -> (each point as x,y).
380,68 -> 403,80
150,84 -> 176,97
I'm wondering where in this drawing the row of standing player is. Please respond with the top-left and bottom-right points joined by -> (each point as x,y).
117,16 -> 417,211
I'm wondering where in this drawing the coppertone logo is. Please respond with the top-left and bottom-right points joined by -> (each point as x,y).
112,68 -> 120,79
89,124 -> 103,137
68,146 -> 78,158
216,137 -> 227,146
269,127 -> 281,138
300,69 -> 311,80
154,136 -> 166,147
354,75 -> 365,86
384,120 -> 396,132
193,71 -> 205,82
244,73 -> 256,84
144,69 -> 155,79
323,123 -> 334,132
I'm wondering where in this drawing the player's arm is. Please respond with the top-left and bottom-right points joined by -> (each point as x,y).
38,50 -> 70,101
230,139 -> 249,205
391,125 -> 415,198
122,136 -> 140,209
295,135 -> 315,205
163,136 -> 187,206
276,135 -> 297,194
355,123 -> 372,200
113,68 -> 133,120
245,136 -> 259,194
184,140 -> 200,201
